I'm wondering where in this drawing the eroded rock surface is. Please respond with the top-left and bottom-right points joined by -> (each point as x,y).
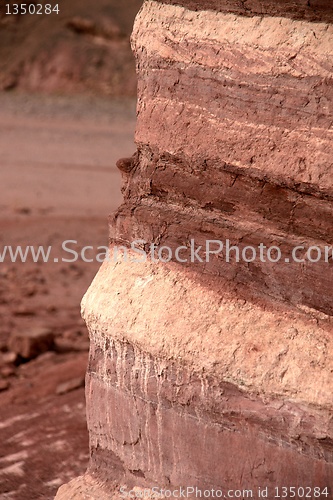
57,0 -> 333,496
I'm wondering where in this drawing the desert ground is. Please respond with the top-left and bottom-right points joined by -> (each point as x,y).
0,92 -> 137,499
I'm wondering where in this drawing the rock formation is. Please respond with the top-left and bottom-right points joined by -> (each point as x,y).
56,0 -> 333,497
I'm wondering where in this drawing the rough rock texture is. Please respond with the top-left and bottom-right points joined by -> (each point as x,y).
57,0 -> 333,497
9,327 -> 54,360
157,0 -> 333,23
0,93 -> 137,499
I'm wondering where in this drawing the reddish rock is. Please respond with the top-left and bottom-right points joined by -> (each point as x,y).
0,379 -> 9,392
9,327 -> 55,360
0,0 -> 142,96
1,351 -> 17,365
57,0 -> 333,497
56,377 -> 85,395
0,366 -> 16,378
13,306 -> 36,317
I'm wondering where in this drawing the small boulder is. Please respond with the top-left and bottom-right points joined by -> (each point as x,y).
9,327 -> 55,361
0,379 -> 9,392
56,377 -> 85,395
1,351 -> 17,365
0,365 -> 16,378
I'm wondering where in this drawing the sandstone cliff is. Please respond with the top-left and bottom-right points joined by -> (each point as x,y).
57,0 -> 333,497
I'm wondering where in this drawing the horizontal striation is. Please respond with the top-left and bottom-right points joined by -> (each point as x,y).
82,259 -> 333,413
86,335 -> 333,487
111,200 -> 333,317
116,0 -> 333,318
121,148 -> 333,241
156,0 -> 333,23
82,258 -> 333,488
132,1 -> 333,192
59,0 -> 333,496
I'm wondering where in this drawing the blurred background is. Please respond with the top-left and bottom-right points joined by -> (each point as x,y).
0,1 -> 142,498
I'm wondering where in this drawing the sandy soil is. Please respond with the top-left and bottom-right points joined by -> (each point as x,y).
0,0 -> 142,96
0,92 -> 137,499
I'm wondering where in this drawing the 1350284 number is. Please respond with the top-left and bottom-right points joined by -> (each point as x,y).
6,4 -> 59,15
275,486 -> 329,498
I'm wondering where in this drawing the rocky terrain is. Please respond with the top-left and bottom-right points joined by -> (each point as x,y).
0,93 -> 137,499
1,0 -> 332,497
0,2 -> 142,497
57,0 -> 333,497
0,0 -> 142,95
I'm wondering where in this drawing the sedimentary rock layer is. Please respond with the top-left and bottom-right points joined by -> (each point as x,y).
133,1 -> 332,191
113,1 -> 333,316
157,0 -> 333,23
79,258 -> 333,489
57,0 -> 333,496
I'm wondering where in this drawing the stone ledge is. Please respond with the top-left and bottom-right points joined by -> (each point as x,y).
82,257 -> 333,411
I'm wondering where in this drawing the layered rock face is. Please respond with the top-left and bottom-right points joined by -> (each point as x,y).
57,0 -> 333,497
